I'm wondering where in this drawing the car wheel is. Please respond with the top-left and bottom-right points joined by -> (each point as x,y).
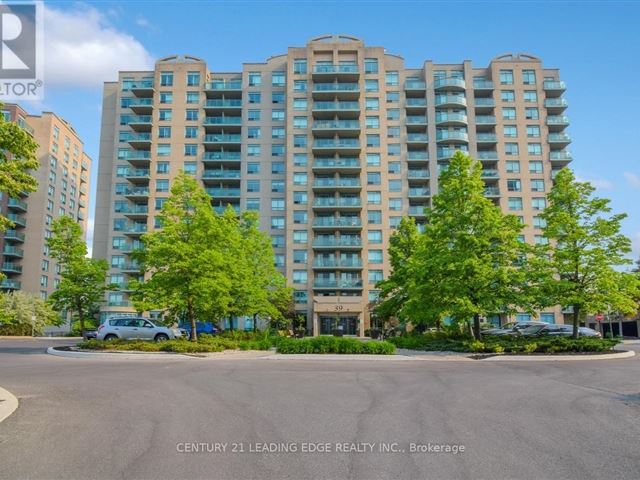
155,333 -> 170,342
104,334 -> 118,341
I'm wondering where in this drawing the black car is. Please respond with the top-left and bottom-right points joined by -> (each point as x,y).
84,330 -> 98,340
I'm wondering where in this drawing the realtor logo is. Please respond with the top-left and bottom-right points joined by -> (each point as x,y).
0,1 -> 43,100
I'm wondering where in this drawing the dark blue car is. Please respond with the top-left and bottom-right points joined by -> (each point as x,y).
179,321 -> 218,337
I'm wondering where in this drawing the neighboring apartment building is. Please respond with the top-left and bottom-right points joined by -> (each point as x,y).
1,104 -> 91,331
94,35 -> 571,335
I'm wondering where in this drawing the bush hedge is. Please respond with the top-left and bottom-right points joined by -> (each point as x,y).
276,336 -> 396,355
78,334 -> 274,353
388,333 -> 618,354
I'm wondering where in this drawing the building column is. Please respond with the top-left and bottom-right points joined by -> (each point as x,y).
313,312 -> 319,337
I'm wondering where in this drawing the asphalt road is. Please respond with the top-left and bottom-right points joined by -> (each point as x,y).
1,338 -> 639,480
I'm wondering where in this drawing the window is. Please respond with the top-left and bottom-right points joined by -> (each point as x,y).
293,270 -> 307,284
522,69 -> 536,85
533,216 -> 547,229
528,143 -> 542,156
294,290 -> 308,304
156,180 -> 169,192
272,92 -> 285,104
293,231 -> 308,244
293,211 -> 307,224
275,255 -> 285,267
390,217 -> 402,228
505,143 -> 519,156
531,179 -> 545,192
364,58 -> 378,74
294,154 -> 307,167
271,110 -> 285,121
248,92 -> 261,104
160,92 -> 173,104
506,161 -> 520,173
184,144 -> 198,156
159,109 -> 172,121
271,162 -> 285,174
365,116 -> 379,129
385,71 -> 399,86
368,270 -> 383,284
248,109 -> 261,121
293,116 -> 307,129
502,107 -> 516,120
293,59 -> 307,74
271,216 -> 285,229
272,71 -> 286,86
272,144 -> 286,157
368,210 -> 382,224
366,134 -> 380,147
499,69 -> 513,85
387,109 -> 400,121
507,179 -> 522,192
293,173 -> 307,185
532,197 -> 546,210
293,250 -> 307,264
367,191 -> 381,205
246,198 -> 260,210
365,98 -> 379,110
158,126 -> 171,138
157,144 -> 171,156
503,125 -> 517,138
185,109 -> 198,121
368,230 -> 382,243
160,72 -> 173,86
525,107 -> 539,120
365,79 -> 379,92
293,192 -> 307,205
368,250 -> 383,264
501,90 -> 515,102
293,98 -> 307,110
272,235 -> 285,248
247,145 -> 261,157
529,161 -> 543,174
271,199 -> 285,212
540,313 -> 555,324
535,235 -> 548,245
389,198 -> 402,211
293,80 -> 307,92
387,144 -> 401,156
508,197 -> 523,211
184,162 -> 197,175
387,126 -> 400,138
248,72 -> 261,86
271,127 -> 285,139
156,162 -> 169,174
247,180 -> 260,192
389,179 -> 401,192
386,91 -> 399,103
526,125 -> 540,138
186,72 -> 200,86
293,135 -> 306,148
523,90 -> 538,102
367,172 -> 381,185
388,162 -> 400,174
248,127 -> 261,139
271,180 -> 285,193
366,153 -> 380,166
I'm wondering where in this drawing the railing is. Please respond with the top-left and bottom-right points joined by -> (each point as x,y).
205,80 -> 242,90
8,198 -> 27,210
313,101 -> 360,110
205,99 -> 242,108
474,98 -> 495,107
543,81 -> 566,90
406,116 -> 427,124
407,151 -> 429,160
484,187 -> 501,196
130,81 -> 154,90
313,65 -> 359,74
7,214 -> 26,227
475,115 -> 497,124
406,98 -> 427,107
204,134 -> 242,142
435,95 -> 466,106
313,158 -> 360,168
117,206 -> 149,215
546,116 -> 570,125
313,179 -> 361,187
548,133 -> 571,142
0,279 -> 21,289
481,169 -> 500,178
206,188 -> 241,197
313,217 -> 362,227
313,259 -> 363,268
313,237 -> 362,247
473,80 -> 494,89
120,133 -> 152,142
203,152 -> 241,160
408,188 -> 431,196
408,169 -> 430,178
203,116 -> 242,125
313,139 -> 360,148
313,83 -> 359,92
477,151 -> 498,160
405,81 -> 426,89
123,187 -> 150,196
313,279 -> 363,288
124,169 -> 150,178
433,77 -> 465,89
312,120 -> 360,129
3,229 -> 25,241
118,150 -> 151,160
408,206 -> 427,215
2,246 -> 24,256
202,170 -> 241,179
550,151 -> 573,161
436,113 -> 467,123
1,263 -> 22,273
544,98 -> 568,108
476,133 -> 498,142
407,134 -> 429,142
313,198 -> 362,207
436,131 -> 469,142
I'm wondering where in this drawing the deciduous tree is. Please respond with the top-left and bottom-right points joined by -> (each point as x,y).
0,290 -> 62,336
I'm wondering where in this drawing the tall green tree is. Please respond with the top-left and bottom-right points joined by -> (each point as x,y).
375,216 -> 419,325
47,216 -> 111,339
540,168 -> 638,337
132,173 -> 234,341
405,151 -> 532,338
0,290 -> 62,336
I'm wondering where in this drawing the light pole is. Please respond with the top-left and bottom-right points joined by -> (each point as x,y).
31,315 -> 36,337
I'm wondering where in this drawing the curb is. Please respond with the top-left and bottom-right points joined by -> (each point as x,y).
474,349 -> 635,362
46,346 -> 192,360
0,386 -> 19,424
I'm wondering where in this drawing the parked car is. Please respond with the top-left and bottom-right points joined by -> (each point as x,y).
85,330 -> 97,340
579,327 -> 602,337
482,321 -> 547,336
517,324 -> 601,338
97,317 -> 183,341
179,321 -> 218,338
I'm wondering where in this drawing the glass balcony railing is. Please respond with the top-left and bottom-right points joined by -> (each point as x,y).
407,151 -> 429,160
130,80 -> 154,90
121,263 -> 141,272
406,116 -> 428,125
477,151 -> 498,160
313,158 -> 360,169
202,169 -> 241,179
408,188 -> 431,196
120,133 -> 152,142
118,150 -> 151,160
3,229 -> 25,241
405,81 -> 427,90
116,205 -> 149,215
433,77 -> 465,89
313,279 -> 363,289
313,237 -> 362,247
1,262 -> 22,273
473,80 -> 494,89
203,116 -> 242,125
484,187 -> 501,196
406,98 -> 427,107
475,115 -> 497,124
407,134 -> 429,142
206,188 -> 241,197
435,95 -> 466,106
543,81 -> 566,90
313,179 -> 361,188
481,169 -> 500,178
313,101 -> 360,110
204,134 -> 242,143
313,259 -> 363,268
7,213 -> 26,227
312,120 -> 360,129
408,206 -> 428,216
548,133 -> 572,143
203,152 -> 242,161
205,80 -> 242,90
313,139 -> 360,149
408,170 -> 430,178
0,279 -> 21,289
313,83 -> 359,92
121,224 -> 148,234
7,198 -> 27,211
2,246 -> 24,257
546,115 -> 570,125
476,133 -> 498,142
123,187 -> 150,197
313,217 -> 362,227
544,98 -> 568,108
313,65 -> 359,74
123,115 -> 152,124
124,169 -> 150,178
550,151 -> 573,161
313,198 -> 362,207
205,99 -> 242,108
474,98 -> 495,107
435,113 -> 467,124
214,205 -> 241,215
436,130 -> 469,142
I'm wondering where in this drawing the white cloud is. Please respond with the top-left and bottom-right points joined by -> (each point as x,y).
575,175 -> 614,190
44,4 -> 154,88
136,17 -> 151,28
623,172 -> 640,189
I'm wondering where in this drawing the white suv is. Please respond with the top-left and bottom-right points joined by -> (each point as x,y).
96,317 -> 182,342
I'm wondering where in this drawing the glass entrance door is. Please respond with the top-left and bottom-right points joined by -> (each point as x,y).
319,315 -> 359,335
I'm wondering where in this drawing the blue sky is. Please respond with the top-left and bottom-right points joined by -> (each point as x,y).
29,0 -> 640,261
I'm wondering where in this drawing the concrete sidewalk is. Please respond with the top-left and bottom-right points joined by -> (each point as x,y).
0,386 -> 19,424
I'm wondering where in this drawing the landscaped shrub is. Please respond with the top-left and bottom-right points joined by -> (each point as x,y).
276,336 -> 396,355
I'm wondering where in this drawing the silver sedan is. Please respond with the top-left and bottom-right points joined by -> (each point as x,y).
96,317 -> 182,341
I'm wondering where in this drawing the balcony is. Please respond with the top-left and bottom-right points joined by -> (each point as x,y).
433,77 -> 466,90
476,133 -> 498,144
3,229 -> 25,242
408,205 -> 428,217
435,113 -> 467,126
484,187 -> 501,197
206,188 -> 241,198
481,169 -> 500,179
214,205 -> 241,215
312,157 -> 361,172
474,98 -> 495,109
312,197 -> 362,209
407,187 -> 431,198
124,169 -> 150,183
312,217 -> 363,229
543,80 -> 566,96
404,81 -> 427,92
312,83 -> 360,100
2,246 -> 24,257
548,133 -> 572,146
312,237 -> 362,249
202,169 -> 241,180
118,150 -> 151,166
121,263 -> 142,273
1,262 -> 22,274
477,150 -> 499,161
123,187 -> 150,200
203,116 -> 242,126
436,130 -> 469,143
408,169 -> 430,180
312,64 -> 359,81
312,101 -> 360,118
118,205 -> 149,219
78,199 -> 87,208
203,151 -> 241,163
550,151 -> 573,164
205,80 -> 242,93
313,178 -> 361,192
405,98 -> 427,112
407,151 -> 429,161
312,120 -> 360,136
312,139 -> 360,154
122,224 -> 148,236
122,133 -> 151,149
7,198 -> 27,212
0,279 -> 21,290
435,95 -> 466,107
108,300 -> 131,307
473,80 -> 494,90
313,259 -> 363,269
313,279 -> 363,290
546,115 -> 570,131
544,98 -> 568,113
406,133 -> 429,146
130,80 -> 154,97
7,213 -> 26,228
203,134 -> 242,146
204,99 -> 242,113
126,115 -> 152,132
475,115 -> 497,127
81,160 -> 89,171
406,115 -> 428,126
128,98 -> 153,114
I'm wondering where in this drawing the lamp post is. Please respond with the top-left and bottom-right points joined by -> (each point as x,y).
31,315 -> 36,337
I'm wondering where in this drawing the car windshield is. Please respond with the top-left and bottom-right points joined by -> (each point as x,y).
502,322 -> 517,330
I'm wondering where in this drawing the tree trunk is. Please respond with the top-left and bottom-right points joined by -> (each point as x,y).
473,314 -> 481,340
253,314 -> 257,333
187,300 -> 197,342
572,304 -> 580,339
78,304 -> 86,340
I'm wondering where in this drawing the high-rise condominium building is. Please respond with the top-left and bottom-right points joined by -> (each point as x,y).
1,104 -> 92,310
94,34 -> 570,334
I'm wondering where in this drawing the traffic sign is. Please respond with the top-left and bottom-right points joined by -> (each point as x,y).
595,314 -> 604,322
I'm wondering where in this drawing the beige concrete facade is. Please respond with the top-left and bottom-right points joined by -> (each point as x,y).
1,104 -> 91,308
94,35 -> 570,332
